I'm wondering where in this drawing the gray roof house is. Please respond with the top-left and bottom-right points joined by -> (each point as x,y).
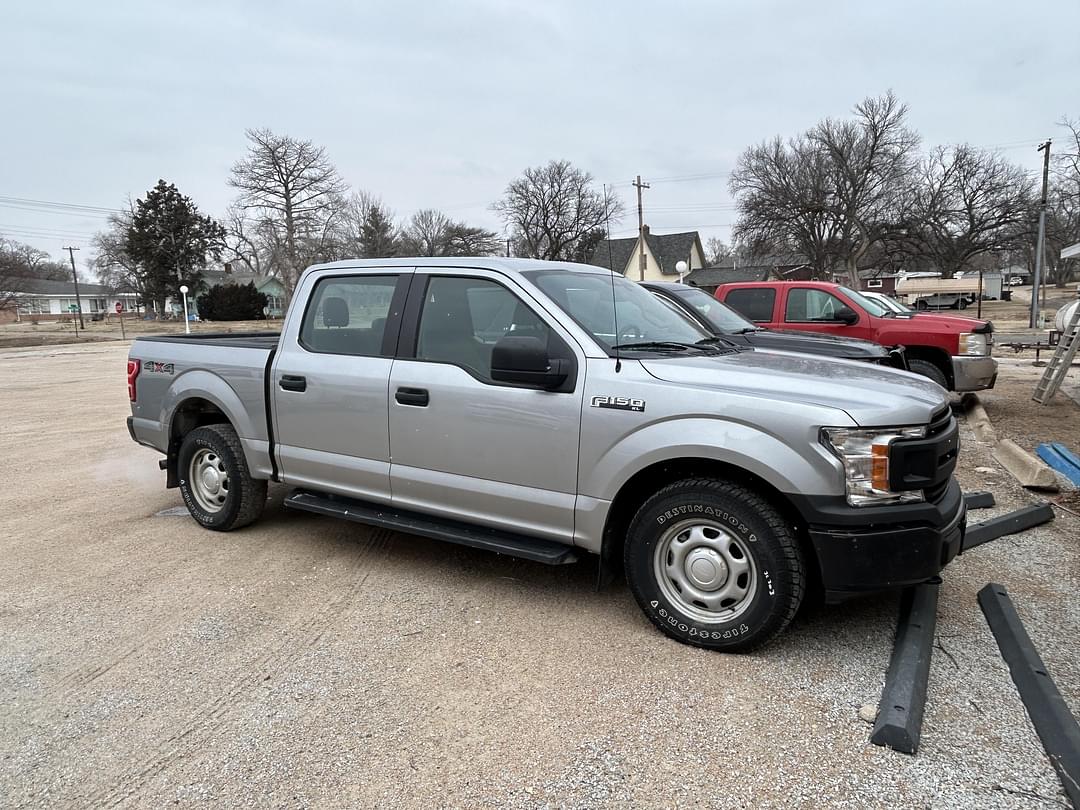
590,227 -> 706,281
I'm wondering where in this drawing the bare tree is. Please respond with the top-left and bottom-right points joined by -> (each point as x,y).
731,91 -> 920,285
0,236 -> 69,312
730,134 -> 847,277
221,204 -> 265,276
228,128 -> 348,295
911,144 -> 1037,278
493,160 -> 623,260
399,209 -> 501,256
400,209 -> 452,256
327,190 -> 381,258
91,207 -> 146,304
704,237 -> 732,265
810,91 -> 921,284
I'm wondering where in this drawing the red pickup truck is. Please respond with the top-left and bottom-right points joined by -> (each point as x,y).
715,281 -> 997,392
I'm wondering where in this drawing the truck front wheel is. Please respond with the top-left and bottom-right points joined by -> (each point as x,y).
177,423 -> 266,531
907,358 -> 949,389
624,478 -> 805,652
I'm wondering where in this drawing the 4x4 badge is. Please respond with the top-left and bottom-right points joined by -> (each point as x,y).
591,395 -> 645,412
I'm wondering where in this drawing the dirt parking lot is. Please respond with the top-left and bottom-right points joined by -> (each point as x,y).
1,342 -> 1078,808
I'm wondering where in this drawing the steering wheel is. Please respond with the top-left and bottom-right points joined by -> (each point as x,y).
617,324 -> 645,343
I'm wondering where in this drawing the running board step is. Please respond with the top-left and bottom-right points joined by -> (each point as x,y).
283,490 -> 579,565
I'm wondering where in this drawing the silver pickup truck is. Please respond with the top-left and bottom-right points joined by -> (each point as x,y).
127,258 -> 966,651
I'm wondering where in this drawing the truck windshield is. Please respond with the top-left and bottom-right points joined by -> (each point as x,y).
838,286 -> 890,317
527,271 -> 712,352
665,286 -> 759,333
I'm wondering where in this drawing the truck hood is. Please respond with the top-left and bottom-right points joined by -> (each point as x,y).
640,351 -> 948,426
745,328 -> 889,359
883,312 -> 991,331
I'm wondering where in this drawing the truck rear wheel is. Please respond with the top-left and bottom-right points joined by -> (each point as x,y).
623,478 -> 805,652
908,358 -> 949,389
177,423 -> 266,531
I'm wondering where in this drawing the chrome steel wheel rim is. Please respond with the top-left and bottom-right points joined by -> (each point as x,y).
653,518 -> 757,623
189,448 -> 229,513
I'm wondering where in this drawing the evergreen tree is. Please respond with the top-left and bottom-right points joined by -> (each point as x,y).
359,204 -> 399,258
125,180 -> 225,315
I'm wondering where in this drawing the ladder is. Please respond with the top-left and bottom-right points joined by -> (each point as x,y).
1033,302 -> 1080,404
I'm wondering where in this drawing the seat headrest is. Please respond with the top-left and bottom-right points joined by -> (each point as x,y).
323,297 -> 349,328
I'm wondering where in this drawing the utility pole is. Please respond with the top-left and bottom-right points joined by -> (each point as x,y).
63,246 -> 85,330
632,175 -> 650,281
1030,139 -> 1051,329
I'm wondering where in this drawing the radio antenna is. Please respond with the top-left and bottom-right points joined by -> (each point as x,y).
603,183 -> 621,373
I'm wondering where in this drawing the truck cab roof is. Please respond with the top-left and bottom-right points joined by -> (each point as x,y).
304,256 -> 615,278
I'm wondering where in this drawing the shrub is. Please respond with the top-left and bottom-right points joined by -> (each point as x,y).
196,282 -> 268,321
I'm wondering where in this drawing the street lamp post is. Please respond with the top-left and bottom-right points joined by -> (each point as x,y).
675,260 -> 688,284
179,285 -> 190,334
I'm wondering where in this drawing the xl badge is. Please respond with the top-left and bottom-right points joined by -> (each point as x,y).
591,395 -> 645,412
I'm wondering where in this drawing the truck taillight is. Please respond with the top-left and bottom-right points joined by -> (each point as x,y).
127,359 -> 139,401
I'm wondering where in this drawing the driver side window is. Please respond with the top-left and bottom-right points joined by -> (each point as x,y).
415,276 -> 555,382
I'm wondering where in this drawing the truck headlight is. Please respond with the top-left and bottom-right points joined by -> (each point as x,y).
959,332 -> 989,355
821,427 -> 927,507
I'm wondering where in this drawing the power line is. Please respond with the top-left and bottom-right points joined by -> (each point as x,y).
0,201 -> 114,219
0,226 -> 99,241
0,194 -> 122,214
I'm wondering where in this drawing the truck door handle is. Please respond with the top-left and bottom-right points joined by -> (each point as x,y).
395,387 -> 429,406
280,375 -> 307,392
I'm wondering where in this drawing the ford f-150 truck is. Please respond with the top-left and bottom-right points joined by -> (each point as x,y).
715,280 -> 997,392
127,258 -> 966,652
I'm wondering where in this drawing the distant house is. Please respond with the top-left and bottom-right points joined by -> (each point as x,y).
686,254 -> 810,294
590,226 -> 706,281
0,278 -> 140,324
857,269 -> 900,295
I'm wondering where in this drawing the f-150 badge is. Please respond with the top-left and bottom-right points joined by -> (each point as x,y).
591,395 -> 645,412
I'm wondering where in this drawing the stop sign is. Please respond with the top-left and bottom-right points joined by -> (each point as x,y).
115,302 -> 123,313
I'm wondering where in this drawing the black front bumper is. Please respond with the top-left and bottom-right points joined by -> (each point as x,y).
789,478 -> 966,601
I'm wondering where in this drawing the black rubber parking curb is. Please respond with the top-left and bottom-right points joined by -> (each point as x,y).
963,490 -> 996,510
962,502 -> 1055,553
977,583 -> 1080,809
870,582 -> 939,755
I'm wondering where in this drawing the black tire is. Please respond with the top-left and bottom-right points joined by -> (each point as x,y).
908,358 -> 949,390
958,299 -> 968,309
623,478 -> 805,652
177,423 -> 266,531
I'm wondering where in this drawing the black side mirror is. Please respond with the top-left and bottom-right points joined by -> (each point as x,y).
491,335 -> 568,389
835,306 -> 859,325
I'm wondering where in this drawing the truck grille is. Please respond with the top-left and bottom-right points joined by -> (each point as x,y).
889,406 -> 959,503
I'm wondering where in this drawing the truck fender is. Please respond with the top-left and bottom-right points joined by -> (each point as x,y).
159,371 -> 266,482
583,418 -> 840,504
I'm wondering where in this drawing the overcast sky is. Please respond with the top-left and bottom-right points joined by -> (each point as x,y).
4,0 -> 1079,272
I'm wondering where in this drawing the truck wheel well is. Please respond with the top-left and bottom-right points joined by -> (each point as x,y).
164,398 -> 232,487
904,346 -> 953,389
600,458 -> 820,595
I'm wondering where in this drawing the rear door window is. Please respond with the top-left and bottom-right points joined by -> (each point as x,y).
724,288 -> 775,322
300,275 -> 399,356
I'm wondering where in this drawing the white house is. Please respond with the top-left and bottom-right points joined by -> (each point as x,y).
2,278 -> 140,323
590,226 -> 706,282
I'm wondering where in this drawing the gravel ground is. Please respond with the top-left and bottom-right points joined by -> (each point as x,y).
1,342 -> 1078,809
